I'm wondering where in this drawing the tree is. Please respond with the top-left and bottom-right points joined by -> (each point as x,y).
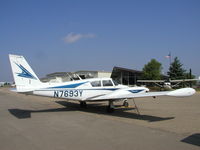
185,68 -> 196,78
142,59 -> 162,80
167,57 -> 186,80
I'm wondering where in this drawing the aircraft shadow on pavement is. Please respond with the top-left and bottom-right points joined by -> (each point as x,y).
8,101 -> 174,122
181,133 -> 200,147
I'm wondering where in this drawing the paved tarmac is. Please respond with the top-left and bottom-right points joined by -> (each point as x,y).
0,88 -> 200,150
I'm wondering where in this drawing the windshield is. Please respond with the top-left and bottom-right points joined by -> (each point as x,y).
102,80 -> 113,86
113,80 -> 119,86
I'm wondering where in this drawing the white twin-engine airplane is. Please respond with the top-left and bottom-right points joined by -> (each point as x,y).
9,54 -> 196,112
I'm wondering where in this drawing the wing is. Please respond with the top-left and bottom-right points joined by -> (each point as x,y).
170,79 -> 198,83
137,80 -> 165,83
89,88 -> 195,101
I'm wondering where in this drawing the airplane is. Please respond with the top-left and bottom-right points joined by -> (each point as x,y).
9,54 -> 196,112
0,82 -> 5,87
137,78 -> 198,89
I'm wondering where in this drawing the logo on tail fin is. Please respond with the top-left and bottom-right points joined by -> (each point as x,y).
15,62 -> 37,80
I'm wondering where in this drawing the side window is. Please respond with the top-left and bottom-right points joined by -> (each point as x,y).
90,81 -> 101,87
102,80 -> 113,86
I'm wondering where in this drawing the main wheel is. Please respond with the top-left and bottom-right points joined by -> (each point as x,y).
123,100 -> 129,107
80,101 -> 87,108
107,106 -> 115,113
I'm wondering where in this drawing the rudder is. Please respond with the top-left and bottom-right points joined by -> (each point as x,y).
9,54 -> 43,92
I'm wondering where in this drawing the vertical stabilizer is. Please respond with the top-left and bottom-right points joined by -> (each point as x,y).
9,54 -> 43,92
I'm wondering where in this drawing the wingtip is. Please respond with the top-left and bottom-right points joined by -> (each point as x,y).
167,88 -> 196,97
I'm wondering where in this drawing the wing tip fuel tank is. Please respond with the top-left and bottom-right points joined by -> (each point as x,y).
167,88 -> 196,97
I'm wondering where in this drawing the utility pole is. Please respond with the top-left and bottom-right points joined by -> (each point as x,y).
189,68 -> 192,87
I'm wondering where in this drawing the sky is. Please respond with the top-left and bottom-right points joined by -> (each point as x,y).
0,0 -> 200,81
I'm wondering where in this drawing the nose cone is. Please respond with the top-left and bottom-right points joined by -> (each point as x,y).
145,88 -> 150,92
189,88 -> 196,95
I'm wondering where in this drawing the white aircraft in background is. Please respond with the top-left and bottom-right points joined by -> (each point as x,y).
137,78 -> 198,89
9,54 -> 196,112
0,82 -> 5,87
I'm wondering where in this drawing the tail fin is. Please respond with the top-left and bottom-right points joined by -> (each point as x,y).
9,54 -> 43,92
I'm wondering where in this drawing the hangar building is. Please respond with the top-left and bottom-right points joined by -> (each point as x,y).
40,71 -> 111,83
111,66 -> 143,86
40,67 -> 145,85
75,70 -> 111,79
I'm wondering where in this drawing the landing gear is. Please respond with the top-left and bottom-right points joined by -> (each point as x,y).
123,99 -> 129,107
80,101 -> 87,108
107,101 -> 115,113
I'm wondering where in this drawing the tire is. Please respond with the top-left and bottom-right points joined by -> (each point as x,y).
123,101 -> 129,107
106,106 -> 114,113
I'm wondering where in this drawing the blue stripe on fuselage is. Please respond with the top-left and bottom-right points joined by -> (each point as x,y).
48,82 -> 88,89
37,88 -> 119,91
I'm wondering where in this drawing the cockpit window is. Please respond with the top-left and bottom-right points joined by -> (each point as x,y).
90,81 -> 101,87
102,80 -> 113,86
